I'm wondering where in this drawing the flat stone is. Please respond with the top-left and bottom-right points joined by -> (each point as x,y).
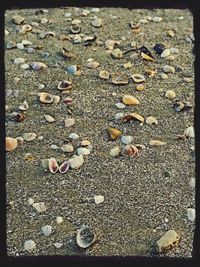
69,155 -> 84,169
94,195 -> 104,204
61,144 -> 74,153
187,208 -> 195,222
32,202 -> 47,212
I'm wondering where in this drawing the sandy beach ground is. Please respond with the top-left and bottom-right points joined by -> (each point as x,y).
5,7 -> 195,256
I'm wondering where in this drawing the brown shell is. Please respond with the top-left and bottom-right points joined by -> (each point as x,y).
107,127 -> 122,140
6,137 -> 18,152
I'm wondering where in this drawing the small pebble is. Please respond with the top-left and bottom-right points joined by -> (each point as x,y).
152,16 -> 162,22
114,112 -> 124,120
28,198 -> 34,205
77,147 -> 90,156
110,146 -> 121,157
64,12 -> 71,17
163,65 -> 175,73
17,43 -> 24,50
160,73 -> 168,79
61,144 -> 74,153
65,118 -> 75,127
54,242 -> 63,249
69,133 -> 79,139
164,218 -> 169,223
14,57 -> 25,64
94,195 -> 104,204
41,225 -> 52,236
21,63 -> 30,70
21,40 -> 32,45
69,155 -> 84,169
81,140 -> 91,146
115,103 -> 126,109
187,208 -> 195,222
73,35 -> 82,43
161,49 -> 171,58
38,84 -> 45,90
71,19 -> 81,24
44,114 -> 55,123
121,135 -> 133,145
41,18 -> 48,24
37,136 -> 44,140
24,240 -> 36,252
51,144 -> 59,150
32,202 -> 47,212
56,216 -> 63,224
67,65 -> 77,74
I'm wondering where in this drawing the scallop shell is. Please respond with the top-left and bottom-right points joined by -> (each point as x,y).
38,92 -> 54,103
6,137 -> 18,151
122,95 -> 139,105
112,75 -> 129,85
146,116 -> 158,125
23,133 -> 37,141
58,80 -> 72,90
107,127 -> 122,140
30,62 -> 47,71
122,145 -> 139,157
149,140 -> 166,146
76,226 -> 96,248
123,112 -> 144,123
131,74 -> 145,83
59,161 -> 70,173
70,25 -> 81,34
48,158 -> 59,174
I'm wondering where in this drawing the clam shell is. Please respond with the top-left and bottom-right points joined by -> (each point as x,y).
23,132 -> 37,141
112,75 -> 129,85
81,140 -> 91,146
122,145 -> 138,157
58,80 -> 72,90
39,31 -> 56,39
136,84 -> 145,91
53,95 -> 60,104
59,161 -> 70,173
149,140 -> 166,146
107,127 -> 122,140
76,226 -> 96,248
123,112 -> 144,123
131,74 -> 145,83
91,18 -> 102,27
48,158 -> 59,173
6,137 -> 18,151
38,92 -> 54,103
122,95 -> 139,105
44,114 -> 55,123
70,25 -> 81,34
30,62 -> 47,71
146,116 -> 158,125
165,90 -> 176,100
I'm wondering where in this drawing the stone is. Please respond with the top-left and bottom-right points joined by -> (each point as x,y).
65,118 -> 75,127
114,112 -> 124,120
121,135 -> 133,144
44,114 -> 55,123
17,43 -> 24,50
122,95 -> 139,105
156,230 -> 180,253
61,144 -> 74,153
14,58 -> 25,64
32,202 -> 47,212
187,208 -> 195,222
165,90 -> 176,100
115,103 -> 126,109
21,63 -> 30,70
94,195 -> 104,204
69,133 -> 79,139
77,147 -> 90,156
160,49 -> 171,58
111,48 -> 123,59
81,140 -> 91,146
163,65 -> 175,73
184,126 -> 195,138
41,225 -> 52,236
69,155 -> 84,169
56,216 -> 63,224
24,240 -> 36,252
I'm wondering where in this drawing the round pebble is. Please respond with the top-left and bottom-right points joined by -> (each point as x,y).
24,240 -> 36,252
121,135 -> 133,144
14,57 -> 25,64
56,216 -> 63,224
41,225 -> 53,236
187,208 -> 195,222
69,133 -> 79,139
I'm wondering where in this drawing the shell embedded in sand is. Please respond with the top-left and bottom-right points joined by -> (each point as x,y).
38,92 -> 54,104
99,70 -> 109,80
122,95 -> 139,105
107,127 -> 122,140
131,74 -> 145,83
76,226 -> 96,248
48,158 -> 59,174
123,112 -> 144,123
6,137 -> 18,151
146,116 -> 158,125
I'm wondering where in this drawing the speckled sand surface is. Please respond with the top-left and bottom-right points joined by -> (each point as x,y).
5,7 -> 195,256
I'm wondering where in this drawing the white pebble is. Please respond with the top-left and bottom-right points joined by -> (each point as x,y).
187,208 -> 195,222
69,133 -> 79,139
14,57 -> 25,64
77,147 -> 90,156
24,240 -> 36,252
21,63 -> 30,70
56,216 -> 63,224
61,144 -> 74,153
28,198 -> 34,205
37,136 -> 44,140
161,49 -> 171,58
65,118 -> 75,127
94,195 -> 104,204
51,144 -> 59,150
114,112 -> 124,120
121,135 -> 133,144
38,84 -> 45,90
189,177 -> 195,189
64,12 -> 71,17
184,126 -> 195,138
110,146 -> 121,157
163,65 -> 175,73
152,16 -> 162,22
115,103 -> 126,109
160,73 -> 168,80
69,155 -> 84,169
17,43 -> 24,50
41,225 -> 52,236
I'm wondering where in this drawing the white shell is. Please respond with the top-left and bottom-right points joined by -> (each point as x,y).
76,226 -> 96,248
184,126 -> 195,138
19,100 -> 29,111
165,90 -> 176,100
24,240 -> 36,252
32,202 -> 47,212
146,116 -> 158,125
115,103 -> 126,109
94,195 -> 104,204
187,208 -> 195,222
110,146 -> 121,157
163,65 -> 175,73
114,112 -> 124,120
69,133 -> 79,139
14,57 -> 25,64
56,216 -> 63,224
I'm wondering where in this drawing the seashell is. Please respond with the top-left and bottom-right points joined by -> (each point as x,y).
129,22 -> 140,29
167,30 -> 175,37
14,57 -> 25,64
15,112 -> 26,122
58,80 -> 72,91
21,40 -> 32,45
156,230 -> 180,253
135,144 -> 145,150
19,100 -> 29,111
139,46 -> 154,61
23,132 -> 37,141
149,140 -> 166,146
111,48 -> 123,59
110,146 -> 121,157
30,62 -> 47,71
67,65 -> 77,74
44,114 -> 55,123
53,95 -> 60,104
65,118 -> 75,127
153,43 -> 165,55
20,24 -> 32,34
42,158 -> 50,170
122,145 -> 139,157
21,63 -> 30,69
81,9 -> 90,16
165,90 -> 176,100
83,35 -> 97,46
24,240 -> 36,252
39,31 -> 56,39
112,75 -> 129,85
115,103 -> 126,109
16,136 -> 24,145
71,19 -> 81,24
59,161 -> 70,173
73,35 -> 82,44
94,195 -> 104,204
152,16 -> 162,22
163,65 -> 175,73
17,43 -> 24,50
12,15 -> 25,25
122,95 -> 139,105
187,208 -> 195,222
41,225 -> 52,236
38,92 -> 54,103
107,127 -> 122,140
123,61 -> 132,69
69,155 -> 84,169
184,126 -> 194,138
56,216 -> 63,224
114,112 -> 124,120
86,61 -> 99,69
105,39 -> 120,50
136,84 -> 145,91
81,140 -> 91,146
91,18 -> 102,27
6,137 -> 18,151
48,158 -> 59,173
161,49 -> 171,58
146,116 -> 158,125
121,135 -> 133,145
131,74 -> 145,83
145,69 -> 157,78
61,144 -> 74,153
77,147 -> 90,156
32,202 -> 47,213
76,226 -> 96,248
69,133 -> 79,139
123,112 -> 144,123
70,24 -> 81,34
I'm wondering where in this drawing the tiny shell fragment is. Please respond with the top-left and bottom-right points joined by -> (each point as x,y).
99,70 -> 109,79
156,230 -> 180,253
23,133 -> 37,141
65,118 -> 75,127
44,114 -> 55,123
122,95 -> 139,105
149,140 -> 166,146
165,90 -> 176,100
32,202 -> 47,213
131,74 -> 145,83
107,127 -> 122,140
146,116 -> 158,125
123,112 -> 144,123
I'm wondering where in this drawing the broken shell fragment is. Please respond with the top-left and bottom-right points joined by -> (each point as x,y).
149,140 -> 166,146
48,158 -> 59,174
131,74 -> 145,83
94,195 -> 104,204
6,137 -> 18,152
38,92 -> 54,104
146,116 -> 158,125
39,31 -> 56,39
184,126 -> 195,138
76,226 -> 96,248
165,90 -> 176,100
20,24 -> 32,34
112,75 -> 129,85
123,112 -> 144,123
61,144 -> 74,153
156,230 -> 180,253
99,70 -> 109,80
122,145 -> 139,157
86,61 -> 99,69
30,62 -> 47,71
12,15 -> 25,25
44,114 -> 55,123
19,100 -> 29,111
111,48 -> 123,59
122,95 -> 139,105
53,95 -> 61,104
58,80 -> 72,90
140,46 -> 154,61
65,118 -> 75,127
107,127 -> 122,140
136,84 -> 145,91
23,133 -> 37,141
69,155 -> 84,169
161,48 -> 171,58
59,161 -> 70,173
153,43 -> 165,55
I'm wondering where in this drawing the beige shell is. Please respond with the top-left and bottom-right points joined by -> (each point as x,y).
20,24 -> 32,34
111,48 -> 123,59
64,118 -> 75,127
6,137 -> 18,151
52,95 -> 61,104
86,61 -> 100,69
112,75 -> 129,85
123,112 -> 144,123
146,116 -> 158,125
38,92 -> 54,104
99,70 -> 110,80
81,140 -> 91,146
122,95 -> 139,105
157,230 -> 180,253
58,80 -> 72,90
19,100 -> 29,111
23,133 -> 37,141
123,62 -> 132,69
44,114 -> 55,123
131,74 -> 145,83
165,90 -> 176,100
39,31 -> 56,39
149,140 -> 166,146
107,127 -> 122,140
